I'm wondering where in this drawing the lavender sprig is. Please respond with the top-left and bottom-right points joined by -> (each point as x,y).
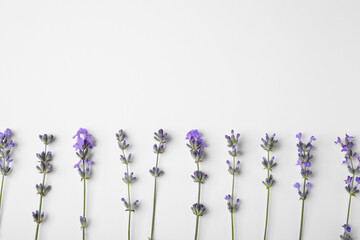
149,129 -> 168,240
186,129 -> 206,240
293,133 -> 316,240
34,134 -> 54,240
335,134 -> 360,240
0,129 -> 14,215
261,133 -> 278,240
73,128 -> 95,240
224,130 -> 240,240
116,130 -> 138,240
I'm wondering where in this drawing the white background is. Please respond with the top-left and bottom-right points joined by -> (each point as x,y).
0,0 -> 360,239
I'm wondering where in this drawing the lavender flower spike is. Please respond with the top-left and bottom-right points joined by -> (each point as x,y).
224,130 -> 241,240
34,134 -> 54,240
149,129 -> 168,240
73,128 -> 95,240
116,130 -> 139,240
294,133 -> 316,240
0,129 -> 14,221
336,134 -> 360,240
187,129 -> 207,240
261,133 -> 278,240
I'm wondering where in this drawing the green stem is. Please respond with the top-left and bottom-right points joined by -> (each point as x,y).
346,193 -> 352,226
231,213 -> 234,240
128,202 -> 131,240
299,178 -> 307,240
194,215 -> 199,240
127,165 -> 131,240
122,149 -> 132,240
195,162 -> 201,240
264,188 -> 270,240
35,144 -> 48,240
197,181 -> 201,204
0,174 -> 4,212
0,148 -> 5,211
263,150 -> 270,240
150,142 -> 162,240
346,156 -> 355,227
83,159 -> 86,240
231,156 -> 236,240
35,223 -> 39,240
35,173 -> 46,240
150,177 -> 157,240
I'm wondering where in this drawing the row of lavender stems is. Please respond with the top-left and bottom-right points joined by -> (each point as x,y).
0,129 -> 358,240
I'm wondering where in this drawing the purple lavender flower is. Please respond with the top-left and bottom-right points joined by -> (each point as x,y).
36,161 -> 52,174
294,133 -> 316,240
116,130 -> 129,151
80,216 -> 86,229
340,232 -> 352,240
186,129 -> 206,164
191,170 -> 208,183
0,129 -> 14,176
261,133 -> 278,151
224,194 -> 239,213
153,144 -> 165,154
186,130 -> 203,141
0,156 -> 13,176
224,194 -> 231,201
345,176 -> 353,185
120,153 -> 132,164
73,129 -> 95,180
35,183 -> 52,196
191,203 -> 206,216
73,128 -> 94,149
116,130 -> 139,240
226,160 -> 240,175
187,129 -> 207,240
73,128 -> 94,239
32,210 -> 45,224
73,130 -> 94,151
336,134 -> 360,240
74,158 -> 94,180
121,198 -> 129,208
154,129 -> 168,145
122,172 -> 136,184
344,176 -> 360,196
225,130 -> 240,148
83,159 -> 94,179
356,177 -> 360,185
262,174 -> 275,189
150,129 -> 168,171
149,167 -> 164,177
293,182 -> 310,200
336,135 -> 360,175
36,151 -> 52,162
120,198 -> 138,212
0,129 -> 14,220
341,224 -> 352,240
342,224 -> 351,233
0,129 -> 11,139
74,159 -> 82,169
39,134 -> 54,145
294,133 -> 316,198
262,156 -> 276,170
